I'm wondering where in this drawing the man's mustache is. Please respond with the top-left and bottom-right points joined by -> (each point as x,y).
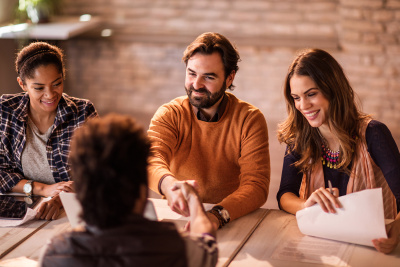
189,86 -> 209,94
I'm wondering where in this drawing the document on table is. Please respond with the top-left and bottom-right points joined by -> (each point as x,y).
0,208 -> 37,227
271,223 -> 354,266
296,188 -> 387,247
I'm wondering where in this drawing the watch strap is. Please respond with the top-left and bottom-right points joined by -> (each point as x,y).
212,205 -> 230,224
207,209 -> 224,229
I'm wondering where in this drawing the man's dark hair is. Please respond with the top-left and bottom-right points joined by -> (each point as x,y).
69,114 -> 150,229
182,32 -> 240,90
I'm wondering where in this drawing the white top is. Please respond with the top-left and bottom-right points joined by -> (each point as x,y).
21,117 -> 55,184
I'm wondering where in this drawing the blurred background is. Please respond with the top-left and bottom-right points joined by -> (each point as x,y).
0,0 -> 399,209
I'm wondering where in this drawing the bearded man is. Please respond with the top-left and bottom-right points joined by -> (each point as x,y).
148,32 -> 270,230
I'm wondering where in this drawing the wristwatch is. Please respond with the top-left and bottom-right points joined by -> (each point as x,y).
212,205 -> 230,225
23,180 -> 34,197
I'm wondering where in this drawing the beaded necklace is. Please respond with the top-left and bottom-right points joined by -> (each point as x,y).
318,131 -> 340,169
321,142 -> 340,169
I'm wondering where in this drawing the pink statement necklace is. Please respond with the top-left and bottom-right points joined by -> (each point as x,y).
318,131 -> 340,169
321,142 -> 340,169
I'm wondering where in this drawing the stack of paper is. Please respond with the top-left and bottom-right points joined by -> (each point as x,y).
296,188 -> 387,247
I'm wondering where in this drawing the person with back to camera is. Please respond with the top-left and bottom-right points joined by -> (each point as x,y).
0,42 -> 98,220
39,114 -> 218,267
276,48 -> 400,253
148,32 -> 270,230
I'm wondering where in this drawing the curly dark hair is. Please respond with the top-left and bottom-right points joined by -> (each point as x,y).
182,32 -> 240,90
15,41 -> 65,83
69,114 -> 151,229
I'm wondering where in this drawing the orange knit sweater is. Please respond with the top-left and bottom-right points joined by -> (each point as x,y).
148,92 -> 270,221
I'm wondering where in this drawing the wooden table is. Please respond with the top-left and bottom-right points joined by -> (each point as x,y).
150,199 -> 268,267
0,199 -> 399,267
230,209 -> 400,267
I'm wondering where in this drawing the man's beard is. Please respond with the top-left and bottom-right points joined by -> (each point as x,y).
185,81 -> 226,109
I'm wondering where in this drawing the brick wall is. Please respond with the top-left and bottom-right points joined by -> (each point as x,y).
60,0 -> 400,144
338,0 -> 400,140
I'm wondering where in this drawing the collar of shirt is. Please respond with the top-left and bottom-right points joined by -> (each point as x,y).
54,94 -> 80,126
13,93 -> 30,121
192,94 -> 228,122
12,92 -> 78,125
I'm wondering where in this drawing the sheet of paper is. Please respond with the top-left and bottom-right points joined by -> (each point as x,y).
0,256 -> 38,267
0,208 -> 37,227
296,188 -> 387,247
59,191 -> 84,228
271,223 -> 354,266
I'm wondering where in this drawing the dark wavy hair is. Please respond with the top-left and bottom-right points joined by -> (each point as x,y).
15,41 -> 65,83
69,114 -> 151,229
277,48 -> 370,173
182,32 -> 240,90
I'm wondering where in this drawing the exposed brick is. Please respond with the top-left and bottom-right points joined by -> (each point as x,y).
385,66 -> 398,76
387,45 -> 400,54
339,7 -> 363,19
372,55 -> 389,65
261,11 -> 303,22
360,55 -> 373,65
386,22 -> 400,34
372,78 -> 391,89
341,42 -> 384,53
264,24 -> 296,35
295,2 -> 337,11
55,0 -> 400,145
232,1 -> 273,11
379,34 -> 398,44
340,0 -> 384,9
387,0 -> 400,9
149,8 -> 181,19
341,20 -> 384,33
340,31 -> 362,42
346,64 -> 383,76
303,12 -> 339,23
372,10 -> 395,22
295,23 -> 337,37
362,10 -> 373,20
226,11 -> 261,22
185,9 -> 223,20
362,33 -> 378,43
208,0 -> 231,9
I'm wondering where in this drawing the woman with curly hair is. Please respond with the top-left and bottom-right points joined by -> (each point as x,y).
0,41 -> 98,220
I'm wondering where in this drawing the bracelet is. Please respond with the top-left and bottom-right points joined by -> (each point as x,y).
158,174 -> 169,195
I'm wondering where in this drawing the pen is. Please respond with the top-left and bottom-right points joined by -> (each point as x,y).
328,180 -> 333,195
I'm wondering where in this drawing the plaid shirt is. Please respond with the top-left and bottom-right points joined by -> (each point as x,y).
0,92 -> 98,193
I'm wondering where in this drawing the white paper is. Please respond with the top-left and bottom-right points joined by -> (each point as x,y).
59,191 -> 84,228
0,256 -> 38,267
296,188 -> 387,247
271,226 -> 354,266
0,208 -> 37,227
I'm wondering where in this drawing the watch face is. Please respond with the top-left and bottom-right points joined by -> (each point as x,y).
23,183 -> 32,194
220,209 -> 230,220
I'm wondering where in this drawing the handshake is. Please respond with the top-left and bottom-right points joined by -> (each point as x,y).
168,180 -> 217,237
